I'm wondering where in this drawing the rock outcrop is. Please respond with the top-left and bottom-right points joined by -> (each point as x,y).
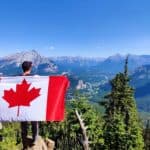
24,136 -> 55,150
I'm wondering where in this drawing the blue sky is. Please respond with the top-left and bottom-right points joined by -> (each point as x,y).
0,0 -> 150,57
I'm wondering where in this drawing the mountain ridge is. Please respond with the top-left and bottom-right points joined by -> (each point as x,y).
0,50 -> 58,75
0,50 -> 150,75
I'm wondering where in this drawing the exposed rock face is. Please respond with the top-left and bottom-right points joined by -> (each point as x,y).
44,139 -> 55,150
0,122 -> 2,130
24,136 -> 55,150
76,80 -> 87,90
0,50 -> 58,75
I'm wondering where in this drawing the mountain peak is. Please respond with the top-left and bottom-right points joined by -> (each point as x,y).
3,50 -> 42,65
107,54 -> 125,61
0,50 -> 58,75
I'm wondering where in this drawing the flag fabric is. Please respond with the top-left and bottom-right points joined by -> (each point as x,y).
0,75 -> 70,122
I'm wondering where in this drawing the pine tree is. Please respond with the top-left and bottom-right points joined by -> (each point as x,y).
39,95 -> 104,149
68,95 -> 104,149
102,56 -> 144,150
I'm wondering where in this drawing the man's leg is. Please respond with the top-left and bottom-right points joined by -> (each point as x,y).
0,122 -> 3,142
21,122 -> 28,149
31,121 -> 39,142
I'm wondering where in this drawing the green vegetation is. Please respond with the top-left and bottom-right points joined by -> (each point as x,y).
0,123 -> 21,150
101,57 -> 144,150
39,95 -> 104,149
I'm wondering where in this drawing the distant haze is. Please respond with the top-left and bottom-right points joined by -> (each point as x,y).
0,50 -> 150,75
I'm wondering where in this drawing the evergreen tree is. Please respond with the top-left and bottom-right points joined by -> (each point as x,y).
102,57 -> 144,150
39,95 -> 104,149
68,95 -> 104,149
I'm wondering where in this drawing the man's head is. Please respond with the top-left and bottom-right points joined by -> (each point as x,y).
22,61 -> 32,73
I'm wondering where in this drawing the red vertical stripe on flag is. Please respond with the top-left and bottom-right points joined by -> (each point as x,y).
46,76 -> 70,121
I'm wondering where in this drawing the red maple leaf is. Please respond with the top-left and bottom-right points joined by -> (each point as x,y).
2,79 -> 41,117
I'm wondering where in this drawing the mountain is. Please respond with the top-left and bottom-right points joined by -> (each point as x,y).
1,50 -> 150,76
50,56 -> 105,65
0,50 -> 58,76
131,65 -> 150,112
50,56 -> 105,75
98,65 -> 150,112
94,54 -> 150,74
131,65 -> 150,87
50,54 -> 150,78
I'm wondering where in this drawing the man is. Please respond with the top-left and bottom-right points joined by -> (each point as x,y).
21,61 -> 39,149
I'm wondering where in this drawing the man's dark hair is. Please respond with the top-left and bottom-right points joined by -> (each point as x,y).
22,61 -> 32,72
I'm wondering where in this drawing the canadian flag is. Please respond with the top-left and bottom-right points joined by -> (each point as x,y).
0,75 -> 70,122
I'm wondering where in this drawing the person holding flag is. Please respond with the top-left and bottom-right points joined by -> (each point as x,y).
21,61 -> 39,149
0,60 -> 70,149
